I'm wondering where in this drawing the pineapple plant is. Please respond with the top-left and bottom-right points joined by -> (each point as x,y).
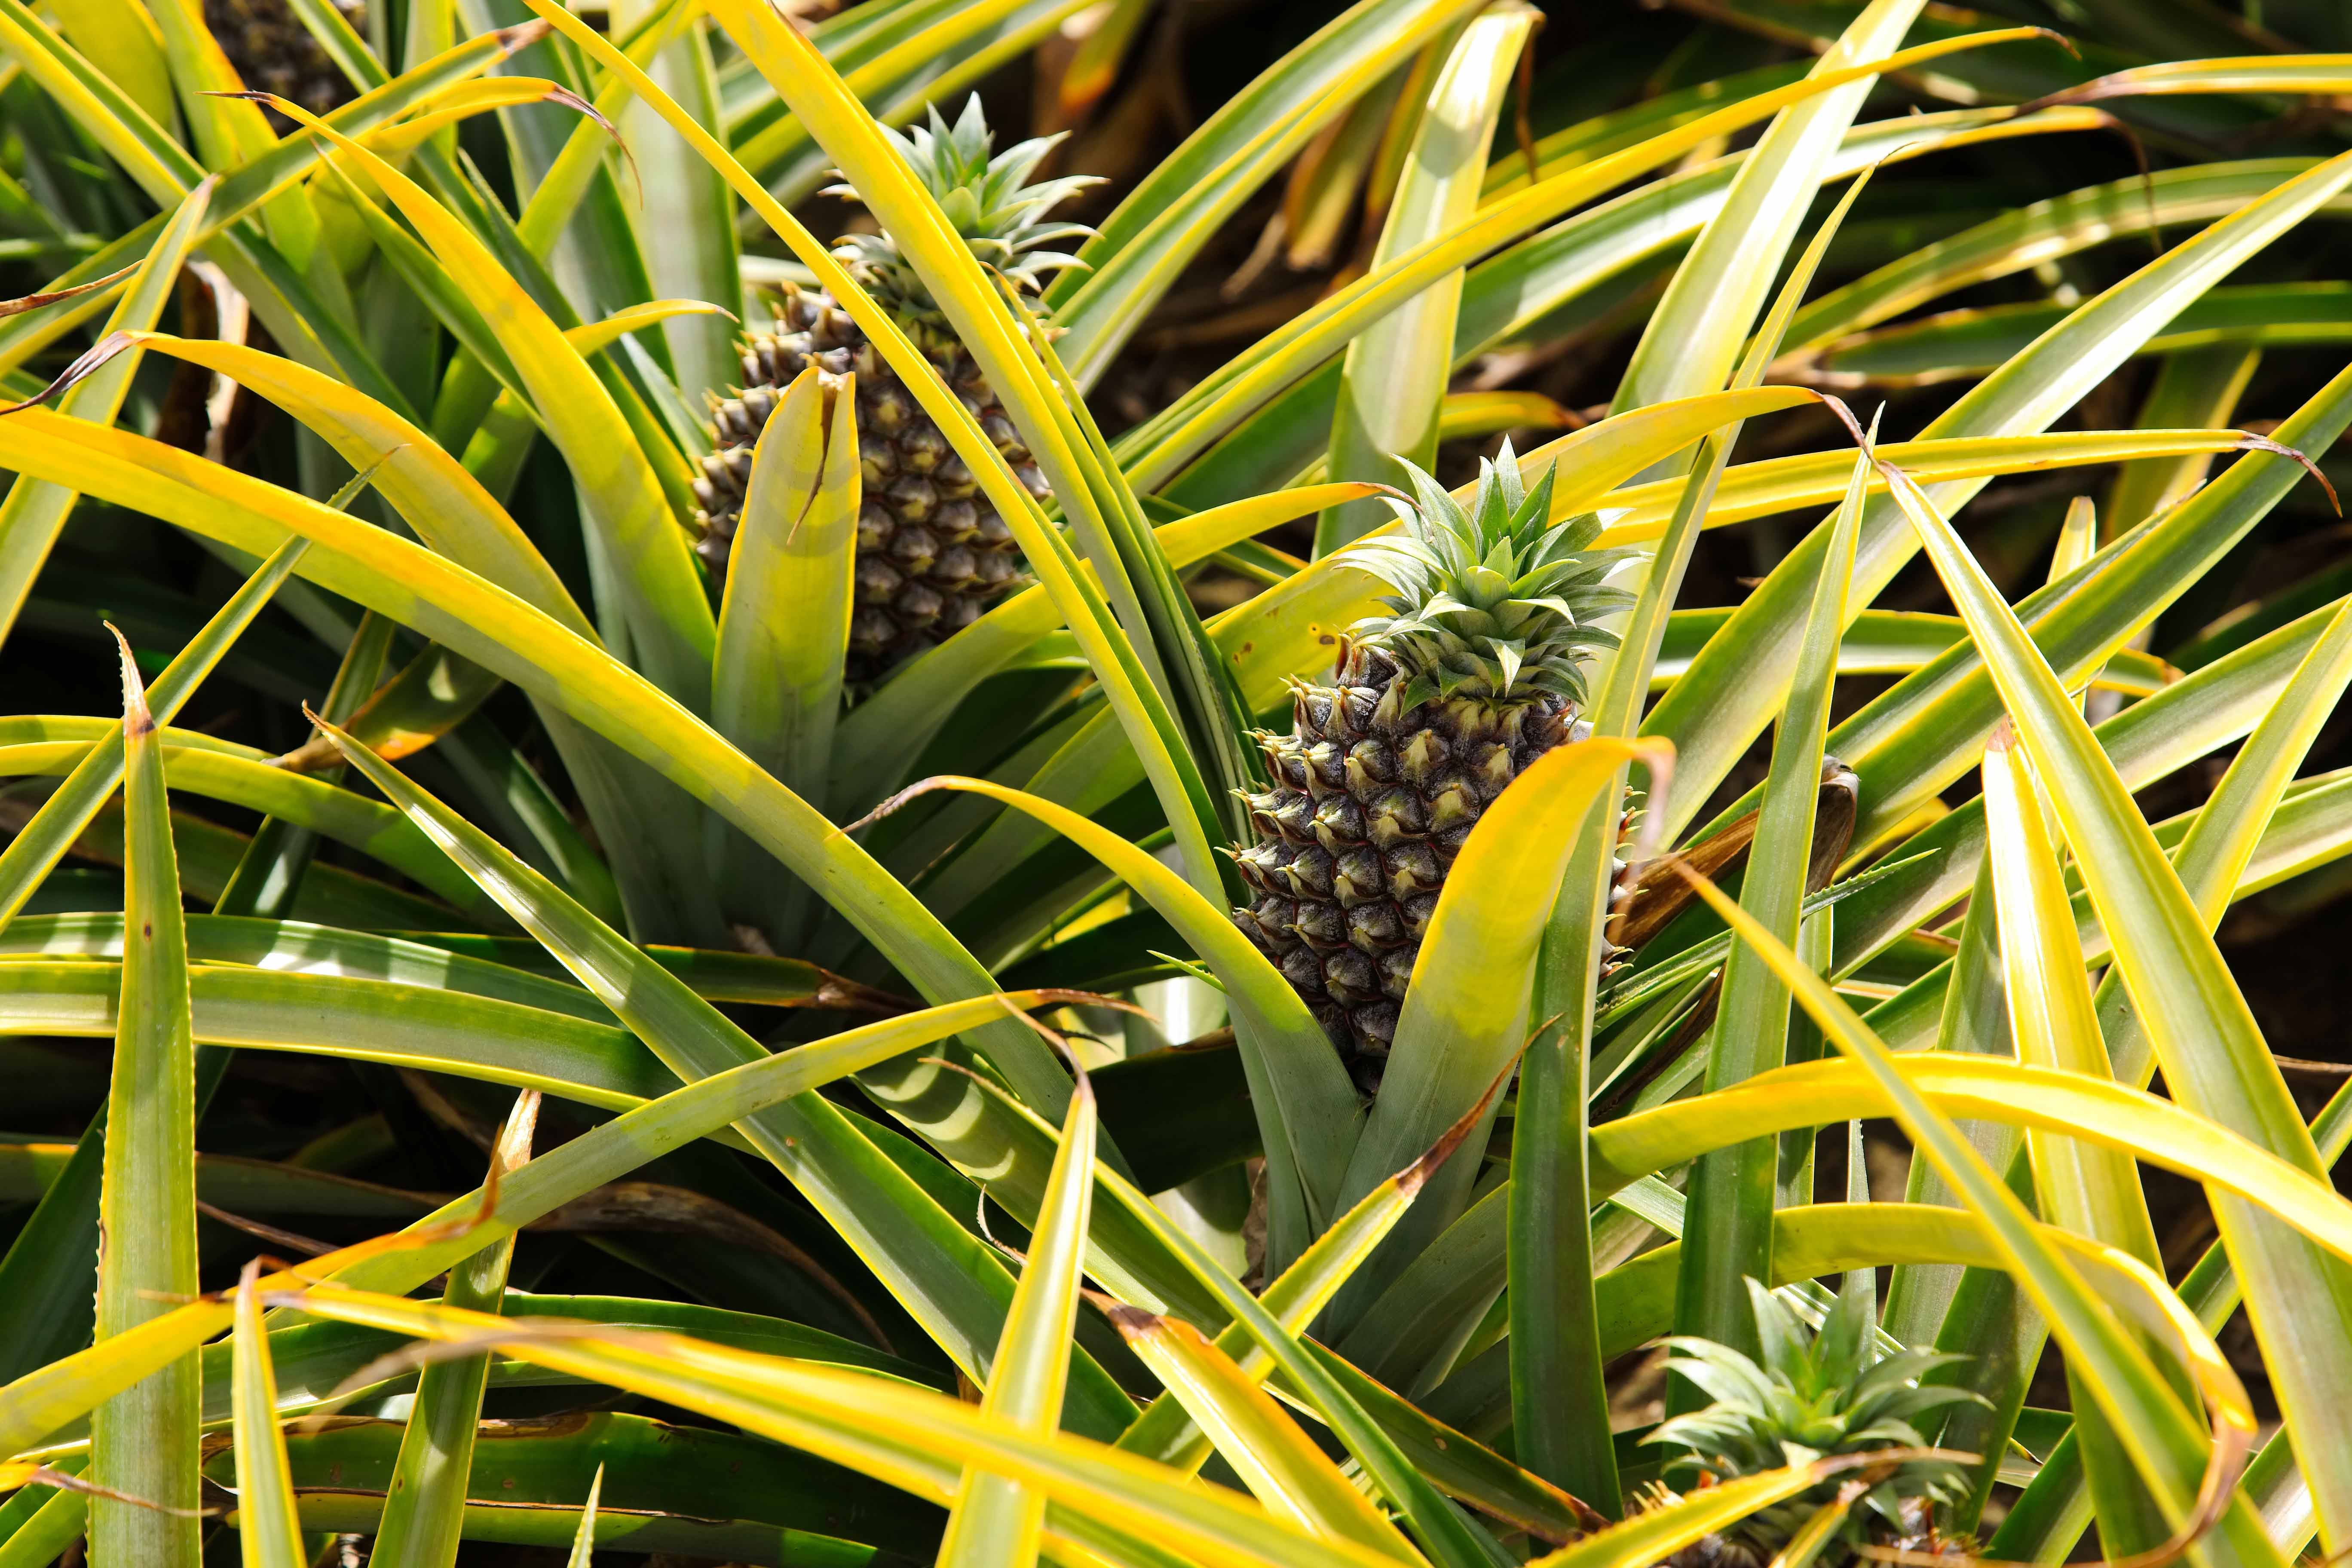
0,0 -> 2345,1565
693,98 -> 1097,682
1232,447 -> 1635,1090
1645,1278 -> 1979,1568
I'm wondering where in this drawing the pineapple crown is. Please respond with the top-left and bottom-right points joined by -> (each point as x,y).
826,97 -> 1100,328
1339,444 -> 1640,715
1648,1278 -> 1981,1549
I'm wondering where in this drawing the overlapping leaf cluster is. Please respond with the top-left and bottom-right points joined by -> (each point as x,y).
0,1 -> 2345,1567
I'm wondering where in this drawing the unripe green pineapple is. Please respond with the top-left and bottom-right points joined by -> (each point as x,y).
1230,448 -> 1638,1092
204,0 -> 364,117
1644,1278 -> 1981,1568
694,98 -> 1097,684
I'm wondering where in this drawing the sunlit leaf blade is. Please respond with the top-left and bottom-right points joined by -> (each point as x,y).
1647,148 -> 2352,842
1875,455 -> 2352,1549
260,96 -> 713,709
854,772 -> 1359,1268
1591,1056 -> 2352,1265
530,0 -> 1234,908
1525,1459 -> 1886,1568
1612,0 -> 1924,417
230,1263 -> 307,1568
0,177 -> 213,647
712,366 -> 857,938
565,1463 -> 603,1567
248,1285 -> 1411,1568
937,1066 -> 1096,1567
1049,0 -> 1490,381
941,1070 -> 1509,1568
1338,736 -> 1673,1316
309,719 -> 1133,1435
1109,1307 -> 1420,1562
1116,1083 -> 1490,1475
1118,26 -> 2052,494
1981,721 -> 2172,1553
0,545 -> 317,931
745,7 -> 1257,877
1675,444 -> 1865,1358
1317,3 -> 1535,554
2105,349 -> 2263,540
368,1091 -> 538,1568
0,404 -> 1077,1124
71,331 -> 589,632
88,631 -> 201,1568
1657,869 -> 2282,1568
1589,430 -> 2285,545
1516,166 -> 1876,1514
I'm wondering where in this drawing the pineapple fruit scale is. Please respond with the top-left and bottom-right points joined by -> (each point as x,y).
1232,449 -> 1639,1093
694,98 -> 1097,684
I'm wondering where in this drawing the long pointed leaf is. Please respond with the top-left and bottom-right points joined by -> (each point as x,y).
88,632 -> 201,1568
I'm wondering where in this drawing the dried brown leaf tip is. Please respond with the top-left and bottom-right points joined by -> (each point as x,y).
107,621 -> 153,739
0,263 -> 139,322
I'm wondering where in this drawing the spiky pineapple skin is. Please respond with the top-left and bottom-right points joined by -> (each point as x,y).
1231,637 -> 1580,1092
205,0 -> 363,117
693,283 -> 1045,684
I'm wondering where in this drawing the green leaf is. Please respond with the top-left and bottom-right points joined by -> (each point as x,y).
1524,1458 -> 1885,1568
937,1066 -> 1097,1567
1115,1091 -> 1489,1476
565,1463 -> 603,1568
89,631 -> 201,1568
712,366 -> 857,938
972,1074 -> 1509,1568
230,1265 -> 307,1568
0,990 -> 1092,1459
1049,0 -> 1490,383
213,610 -> 397,922
0,402 -> 1081,1133
0,532 -> 310,924
311,717 -> 1136,1437
1653,872 -> 2283,1568
542,0 -> 1237,907
1109,1309 -> 1421,1563
1118,27 -> 2052,494
1674,444 -> 1865,1360
1980,720 -> 2171,1554
856,774 -> 1360,1272
1317,3 -> 1537,554
0,176 -> 214,646
1611,0 -> 1925,417
1515,172 -> 1872,1512
2105,347 -> 2263,539
1878,452 -> 2352,1547
230,1285 -> 1410,1568
1779,160 -> 2337,358
1647,148 -> 2352,844
266,97 -> 714,711
368,1093 -> 538,1568
609,0 -> 737,409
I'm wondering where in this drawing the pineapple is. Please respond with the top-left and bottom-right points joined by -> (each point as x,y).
1230,448 -> 1637,1093
204,0 -> 364,118
693,98 -> 1097,683
1644,1278 -> 1981,1568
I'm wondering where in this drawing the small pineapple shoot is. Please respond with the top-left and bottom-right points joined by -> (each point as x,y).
1645,1277 -> 1983,1568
